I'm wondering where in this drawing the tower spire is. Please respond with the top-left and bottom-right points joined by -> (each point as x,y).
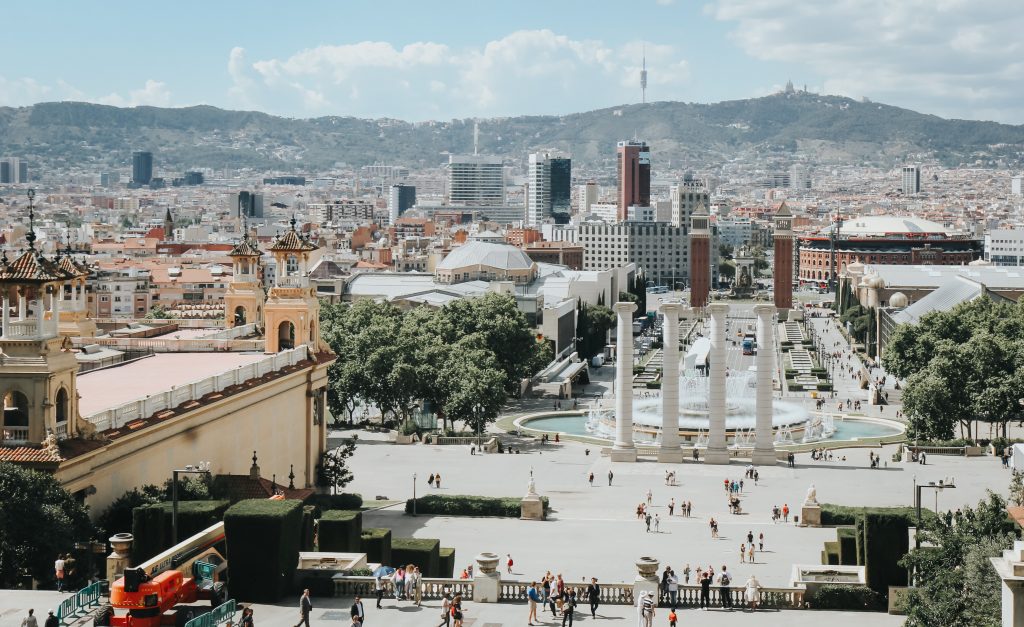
25,188 -> 37,250
640,46 -> 648,104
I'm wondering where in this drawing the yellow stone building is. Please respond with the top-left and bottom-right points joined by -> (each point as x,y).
0,200 -> 335,514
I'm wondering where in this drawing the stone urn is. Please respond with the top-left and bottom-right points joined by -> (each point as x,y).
635,557 -> 659,581
476,552 -> 500,575
109,533 -> 134,557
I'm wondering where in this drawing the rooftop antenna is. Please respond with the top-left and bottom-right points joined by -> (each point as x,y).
473,120 -> 480,156
640,45 -> 648,104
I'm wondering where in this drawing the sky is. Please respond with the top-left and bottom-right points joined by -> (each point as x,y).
1,0 -> 1021,124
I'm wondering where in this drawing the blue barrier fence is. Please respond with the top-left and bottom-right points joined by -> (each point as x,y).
183,599 -> 236,627
56,581 -> 103,624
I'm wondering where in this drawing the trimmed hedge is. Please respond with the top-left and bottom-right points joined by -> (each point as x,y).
438,547 -> 456,578
819,504 -> 921,527
224,499 -> 304,603
300,505 -> 320,552
810,585 -> 885,611
837,528 -> 858,566
318,510 -> 363,552
306,493 -> 363,511
404,494 -> 550,518
391,538 -> 440,577
361,528 -> 392,566
131,500 -> 229,562
863,512 -> 909,595
822,541 -> 840,566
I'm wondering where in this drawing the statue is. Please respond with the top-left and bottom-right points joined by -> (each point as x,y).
527,477 -> 537,496
804,484 -> 818,505
737,265 -> 752,289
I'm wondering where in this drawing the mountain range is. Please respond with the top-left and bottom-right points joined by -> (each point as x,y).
1,93 -> 1022,173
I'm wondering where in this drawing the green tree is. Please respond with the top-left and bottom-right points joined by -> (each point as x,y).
440,338 -> 508,437
719,261 -> 736,281
96,485 -> 163,538
316,437 -> 357,494
145,305 -> 173,320
576,303 -> 615,360
899,492 -> 1014,626
0,462 -> 94,587
1010,471 -> 1024,507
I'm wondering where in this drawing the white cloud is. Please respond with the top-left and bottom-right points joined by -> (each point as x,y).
98,80 -> 172,108
0,76 -> 53,106
708,0 -> 1024,122
230,30 -> 692,119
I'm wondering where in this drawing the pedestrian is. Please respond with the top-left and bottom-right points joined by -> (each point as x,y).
374,574 -> 385,608
451,593 -> 464,627
562,589 -> 577,627
645,512 -> 652,532
783,504 -> 790,523
412,566 -> 423,605
589,472 -> 595,486
21,609 -> 38,627
646,489 -> 653,505
654,514 -> 661,533
436,473 -> 442,489
667,569 -> 678,607
748,543 -> 755,564
295,589 -> 313,627
668,608 -> 678,627
608,470 -> 614,486
507,554 -> 514,575
527,583 -> 541,626
699,571 -> 712,610
747,530 -> 754,546
718,567 -> 733,609
392,566 -> 405,600
668,498 -> 675,516
240,607 -> 254,627
687,501 -> 692,517
740,543 -> 746,563
638,590 -> 655,627
581,578 -> 599,618
428,473 -> 435,487
744,574 -> 762,610
759,532 -> 764,552
54,555 -> 66,592
683,564 -> 691,584
43,611 -> 58,627
556,574 -> 567,615
350,595 -> 365,625
439,592 -> 452,627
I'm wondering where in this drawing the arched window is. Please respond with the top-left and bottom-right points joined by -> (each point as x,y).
55,388 -> 68,425
3,390 -> 29,442
278,321 -> 295,351
234,306 -> 247,326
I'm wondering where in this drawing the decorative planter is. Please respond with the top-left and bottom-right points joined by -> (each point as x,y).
476,552 -> 500,575
109,533 -> 134,557
635,557 -> 659,580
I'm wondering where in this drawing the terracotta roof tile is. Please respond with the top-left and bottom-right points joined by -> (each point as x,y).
0,444 -> 63,464
0,249 -> 74,283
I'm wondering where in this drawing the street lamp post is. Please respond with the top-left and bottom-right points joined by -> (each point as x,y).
412,473 -> 417,516
914,479 -> 956,549
172,461 -> 212,546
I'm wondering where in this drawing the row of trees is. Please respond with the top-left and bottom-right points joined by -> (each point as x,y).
884,297 -> 1024,440
320,293 -> 551,433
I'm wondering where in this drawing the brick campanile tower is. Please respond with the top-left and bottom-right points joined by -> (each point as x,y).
773,202 -> 794,310
689,202 -> 711,309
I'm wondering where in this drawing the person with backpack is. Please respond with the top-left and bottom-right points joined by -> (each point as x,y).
450,593 -> 464,627
561,589 -> 577,627
718,566 -> 733,609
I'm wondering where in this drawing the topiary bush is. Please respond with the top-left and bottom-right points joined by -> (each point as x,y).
131,500 -> 229,562
361,528 -> 392,565
404,494 -> 550,517
837,528 -> 858,566
863,512 -> 909,595
391,538 -> 440,576
306,493 -> 363,511
438,547 -> 456,578
318,510 -> 362,552
300,505 -> 320,552
822,541 -> 840,565
810,585 -> 885,611
224,499 -> 304,603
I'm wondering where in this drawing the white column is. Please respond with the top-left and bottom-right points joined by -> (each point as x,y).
52,285 -> 62,334
611,301 -> 638,462
705,303 -> 730,464
18,291 -> 26,320
657,303 -> 684,462
35,290 -> 46,338
1,293 -> 9,338
752,304 -> 777,465
991,541 -> 1024,627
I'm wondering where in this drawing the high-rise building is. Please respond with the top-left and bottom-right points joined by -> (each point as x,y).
902,165 -> 921,195
579,221 -> 689,288
0,157 -> 27,183
132,151 -> 153,186
231,191 -> 264,219
789,164 -> 812,190
550,157 -> 571,218
773,203 -> 795,310
670,182 -> 708,230
527,153 -> 551,228
688,202 -> 712,308
578,182 -> 598,215
447,155 -> 504,206
388,184 -> 417,225
100,172 -> 119,187
617,140 -> 650,221
1012,175 -> 1022,197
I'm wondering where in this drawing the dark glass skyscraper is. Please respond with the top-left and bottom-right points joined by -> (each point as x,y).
132,151 -> 153,185
549,157 -> 571,218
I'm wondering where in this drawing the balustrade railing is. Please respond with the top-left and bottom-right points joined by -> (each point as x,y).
489,580 -> 802,608
85,346 -> 309,431
1,426 -> 29,444
6,319 -> 40,338
333,576 -> 474,601
55,421 -> 68,440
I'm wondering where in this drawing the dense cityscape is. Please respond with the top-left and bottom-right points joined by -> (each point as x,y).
2,3 -> 1024,627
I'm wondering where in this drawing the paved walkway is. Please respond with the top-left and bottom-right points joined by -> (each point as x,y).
0,589 -> 905,627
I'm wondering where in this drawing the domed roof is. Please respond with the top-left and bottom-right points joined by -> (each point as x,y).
820,215 -> 953,237
889,292 -> 908,308
846,261 -> 865,276
437,241 -> 534,272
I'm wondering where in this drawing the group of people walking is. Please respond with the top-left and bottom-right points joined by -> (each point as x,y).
526,573 -> 600,626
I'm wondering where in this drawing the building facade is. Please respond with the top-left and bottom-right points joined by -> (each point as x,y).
448,155 -> 505,206
579,221 -> 688,287
902,165 -> 921,194
616,140 -> 650,221
132,151 -> 153,186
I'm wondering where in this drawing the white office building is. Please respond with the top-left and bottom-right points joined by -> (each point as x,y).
448,155 -> 505,206
1013,176 -> 1022,197
527,152 -> 552,227
902,165 -> 921,195
578,221 -> 689,287
670,183 -> 708,229
578,182 -> 598,214
985,229 -> 1024,266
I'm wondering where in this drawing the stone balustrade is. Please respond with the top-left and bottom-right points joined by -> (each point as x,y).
72,336 -> 265,353
333,576 -> 474,601
85,346 -> 308,431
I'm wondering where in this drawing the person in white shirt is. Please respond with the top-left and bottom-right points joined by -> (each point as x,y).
54,556 -> 66,592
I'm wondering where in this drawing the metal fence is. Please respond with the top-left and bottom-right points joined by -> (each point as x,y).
183,599 -> 237,627
56,581 -> 103,624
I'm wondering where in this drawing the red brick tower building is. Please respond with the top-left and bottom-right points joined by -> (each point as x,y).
773,202 -> 794,309
689,202 -> 711,309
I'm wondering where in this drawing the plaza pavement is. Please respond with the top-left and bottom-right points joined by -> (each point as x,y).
0,589 -> 906,627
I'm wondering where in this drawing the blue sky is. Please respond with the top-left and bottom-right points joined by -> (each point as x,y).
1,0 -> 1021,123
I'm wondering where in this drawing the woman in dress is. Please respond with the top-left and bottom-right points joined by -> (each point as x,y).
744,574 -> 762,610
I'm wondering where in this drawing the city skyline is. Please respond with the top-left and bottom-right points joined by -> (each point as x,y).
0,0 -> 1020,124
